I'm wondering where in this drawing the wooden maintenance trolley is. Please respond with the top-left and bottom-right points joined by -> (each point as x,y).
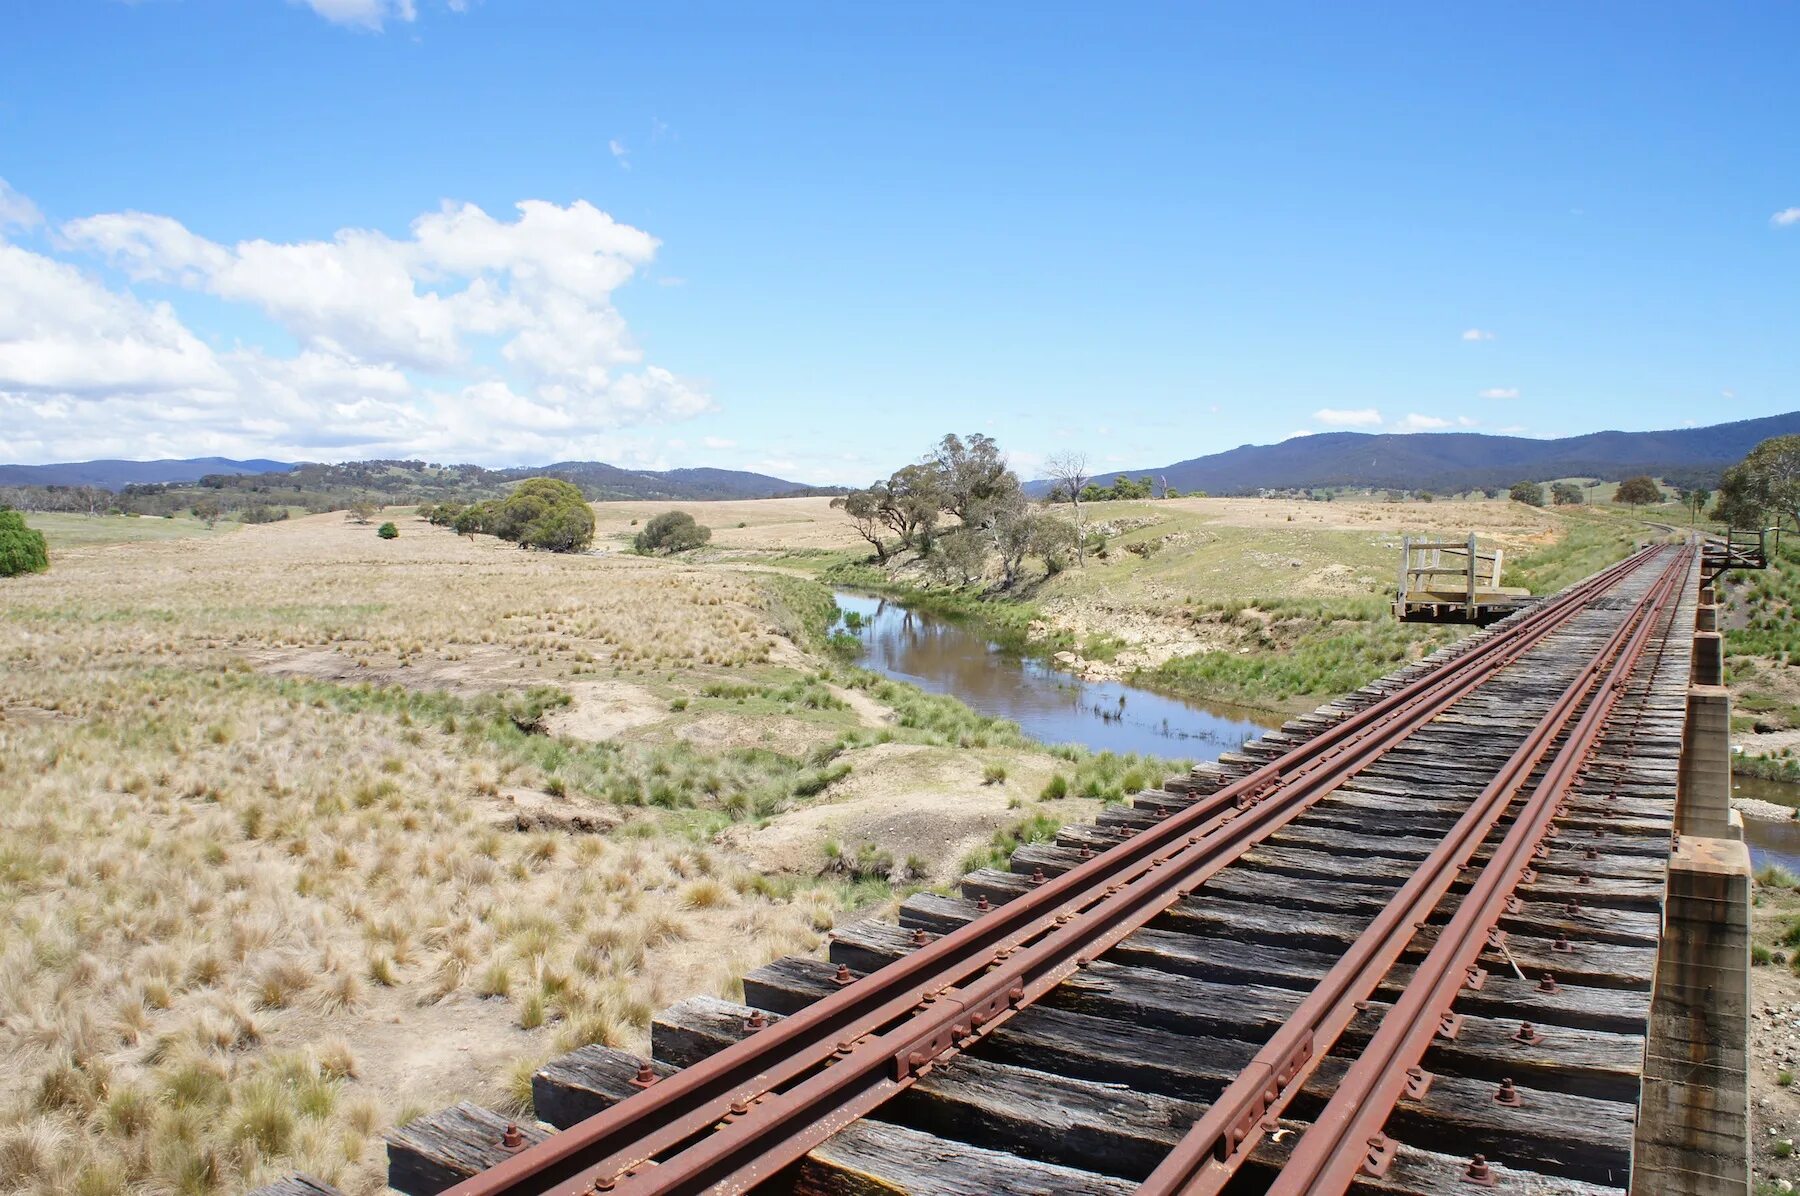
1394,533 -> 1534,625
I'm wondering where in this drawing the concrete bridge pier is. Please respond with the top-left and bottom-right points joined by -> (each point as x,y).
1632,835 -> 1753,1195
1633,564 -> 1750,1194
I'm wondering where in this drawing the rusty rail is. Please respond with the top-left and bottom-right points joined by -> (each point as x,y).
1266,543 -> 1691,1192
1139,541 -> 1693,1194
444,546 -> 1668,1196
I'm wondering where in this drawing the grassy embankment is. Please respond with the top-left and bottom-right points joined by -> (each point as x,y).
0,509 -> 1187,1194
1722,533 -> 1800,783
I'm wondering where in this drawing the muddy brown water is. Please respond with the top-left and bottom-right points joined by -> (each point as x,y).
833,590 -> 1280,760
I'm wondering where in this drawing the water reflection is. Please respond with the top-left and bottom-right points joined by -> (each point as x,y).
833,591 -> 1279,759
1737,774 -> 1800,873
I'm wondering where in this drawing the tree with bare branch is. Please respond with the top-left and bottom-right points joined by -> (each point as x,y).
1043,451 -> 1091,565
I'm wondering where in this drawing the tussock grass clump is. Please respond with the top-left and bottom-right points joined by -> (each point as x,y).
961,813 -> 1064,874
5,513 -> 1110,1192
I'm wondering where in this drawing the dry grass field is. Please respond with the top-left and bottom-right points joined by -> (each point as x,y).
0,510 -> 1126,1195
0,494 -> 1651,1195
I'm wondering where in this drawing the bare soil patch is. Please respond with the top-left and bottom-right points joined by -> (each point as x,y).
723,743 -> 1096,885
543,680 -> 668,742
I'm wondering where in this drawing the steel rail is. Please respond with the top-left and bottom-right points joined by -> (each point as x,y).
1136,542 -> 1690,1195
443,546 -> 1662,1196
1268,543 -> 1695,1194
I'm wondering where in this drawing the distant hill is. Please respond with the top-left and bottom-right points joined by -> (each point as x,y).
0,457 -> 295,489
0,455 -> 838,517
505,462 -> 837,502
1058,411 -> 1800,496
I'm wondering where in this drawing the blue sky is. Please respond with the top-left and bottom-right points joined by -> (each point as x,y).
1,1 -> 1795,483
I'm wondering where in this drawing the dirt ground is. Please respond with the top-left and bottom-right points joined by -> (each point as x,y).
1749,876 -> 1800,1189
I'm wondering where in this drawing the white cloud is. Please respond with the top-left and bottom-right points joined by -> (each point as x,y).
1461,328 -> 1495,342
609,139 -> 631,170
1773,208 -> 1800,227
1313,407 -> 1382,427
702,436 -> 737,450
298,0 -> 417,30
1457,415 -> 1479,427
1723,388 -> 1736,399
3,182 -> 711,464
1479,387 -> 1519,400
1396,413 -> 1451,431
0,178 -> 41,232
1285,429 -> 1314,439
0,242 -> 229,396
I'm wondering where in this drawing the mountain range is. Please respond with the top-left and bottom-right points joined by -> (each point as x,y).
0,456 -> 824,502
1068,411 -> 1800,496
7,409 -> 1795,503
0,457 -> 295,489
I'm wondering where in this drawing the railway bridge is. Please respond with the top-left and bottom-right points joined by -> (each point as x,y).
263,541 -> 1753,1195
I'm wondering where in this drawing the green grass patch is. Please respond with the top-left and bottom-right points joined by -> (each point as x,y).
960,813 -> 1064,873
1725,537 -> 1800,665
1144,605 -> 1452,709
23,512 -> 235,549
1501,511 -> 1644,595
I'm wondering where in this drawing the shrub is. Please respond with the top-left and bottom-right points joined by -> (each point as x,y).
1508,481 -> 1545,507
238,504 -> 290,524
0,508 -> 49,577
453,506 -> 487,538
983,763 -> 1008,786
377,522 -> 399,540
635,510 -> 712,554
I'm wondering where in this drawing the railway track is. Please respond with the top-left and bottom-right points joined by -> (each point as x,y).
383,542 -> 1701,1196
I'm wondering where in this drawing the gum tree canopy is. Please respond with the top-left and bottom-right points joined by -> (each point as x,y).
483,477 -> 596,552
1716,435 -> 1800,531
0,507 -> 49,577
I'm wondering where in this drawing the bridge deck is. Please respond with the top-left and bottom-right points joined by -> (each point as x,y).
326,546 -> 1734,1196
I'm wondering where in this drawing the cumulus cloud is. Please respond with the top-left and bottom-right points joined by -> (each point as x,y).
2,182 -> 711,464
1313,407 -> 1382,427
1773,208 -> 1800,227
0,243 -> 228,396
1479,387 -> 1520,400
1461,328 -> 1495,341
1395,413 -> 1452,431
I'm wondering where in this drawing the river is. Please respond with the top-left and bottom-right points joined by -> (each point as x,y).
1734,773 -> 1800,872
832,590 -> 1280,760
834,590 -> 1800,863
